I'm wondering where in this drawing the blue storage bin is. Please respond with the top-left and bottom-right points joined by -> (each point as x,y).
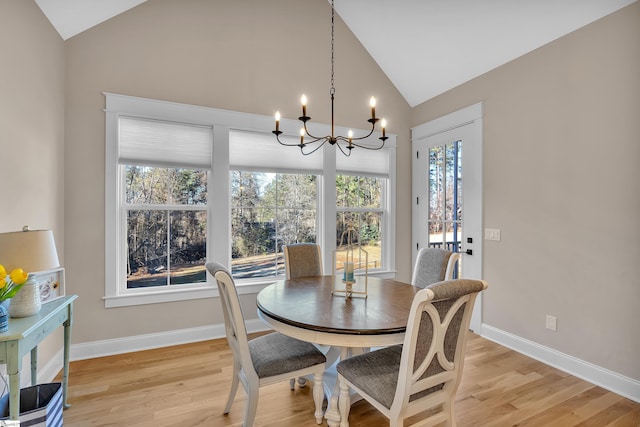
0,383 -> 63,426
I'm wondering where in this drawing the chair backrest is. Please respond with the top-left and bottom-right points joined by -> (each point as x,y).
205,261 -> 256,377
283,243 -> 323,279
391,278 -> 487,418
411,248 -> 461,288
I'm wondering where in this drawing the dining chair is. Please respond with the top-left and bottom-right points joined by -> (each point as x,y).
336,278 -> 488,427
411,247 -> 461,288
283,242 -> 324,389
205,261 -> 326,426
283,243 -> 323,279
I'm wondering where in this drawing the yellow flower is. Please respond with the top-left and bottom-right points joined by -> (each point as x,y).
0,264 -> 29,302
9,269 -> 28,286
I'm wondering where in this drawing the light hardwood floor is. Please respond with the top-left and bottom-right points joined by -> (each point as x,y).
55,333 -> 640,426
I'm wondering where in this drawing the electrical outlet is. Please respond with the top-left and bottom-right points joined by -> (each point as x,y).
545,315 -> 557,331
484,228 -> 501,241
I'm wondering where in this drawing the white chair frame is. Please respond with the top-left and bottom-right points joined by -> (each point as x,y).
338,279 -> 487,427
208,262 -> 326,426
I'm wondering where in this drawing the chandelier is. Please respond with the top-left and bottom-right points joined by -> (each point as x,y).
272,0 -> 388,156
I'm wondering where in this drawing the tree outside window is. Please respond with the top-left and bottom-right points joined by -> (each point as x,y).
336,175 -> 384,271
125,166 -> 208,288
428,141 -> 462,252
231,171 -> 317,279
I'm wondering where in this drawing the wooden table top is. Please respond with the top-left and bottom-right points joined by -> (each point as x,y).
256,276 -> 419,335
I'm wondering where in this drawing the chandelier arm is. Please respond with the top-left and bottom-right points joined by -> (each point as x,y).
275,133 -> 304,147
334,126 -> 376,143
304,136 -> 331,145
275,129 -> 331,147
343,140 -> 386,150
301,139 -> 328,156
335,142 -> 353,157
302,121 -> 326,141
333,120 -> 378,144
334,136 -> 351,143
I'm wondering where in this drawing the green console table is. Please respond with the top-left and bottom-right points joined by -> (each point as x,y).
0,295 -> 77,420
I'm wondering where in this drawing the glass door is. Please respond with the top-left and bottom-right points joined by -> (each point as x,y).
412,103 -> 483,331
428,141 -> 463,267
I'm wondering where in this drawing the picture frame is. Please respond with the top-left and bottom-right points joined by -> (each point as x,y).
33,267 -> 65,305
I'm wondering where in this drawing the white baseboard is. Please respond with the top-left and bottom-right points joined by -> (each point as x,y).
37,320 -> 638,405
482,324 -> 640,404
37,319 -> 271,383
70,319 -> 270,361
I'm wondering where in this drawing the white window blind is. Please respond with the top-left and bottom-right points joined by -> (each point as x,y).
336,146 -> 389,177
229,129 -> 323,173
119,116 -> 213,169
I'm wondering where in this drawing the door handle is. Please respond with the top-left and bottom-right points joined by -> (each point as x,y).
465,249 -> 473,255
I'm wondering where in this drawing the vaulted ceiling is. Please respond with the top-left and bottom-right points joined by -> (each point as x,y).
35,0 -> 636,107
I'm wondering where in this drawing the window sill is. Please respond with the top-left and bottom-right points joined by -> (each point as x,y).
103,281 -> 273,308
103,270 -> 397,308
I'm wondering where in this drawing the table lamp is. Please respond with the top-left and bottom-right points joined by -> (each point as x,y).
0,226 -> 60,317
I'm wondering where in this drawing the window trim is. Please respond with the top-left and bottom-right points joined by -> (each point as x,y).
104,93 -> 396,307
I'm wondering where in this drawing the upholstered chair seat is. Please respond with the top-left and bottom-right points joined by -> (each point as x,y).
248,332 -> 326,378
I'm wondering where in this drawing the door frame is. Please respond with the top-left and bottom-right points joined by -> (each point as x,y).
411,102 -> 484,332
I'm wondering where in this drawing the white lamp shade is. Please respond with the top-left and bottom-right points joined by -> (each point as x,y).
0,229 -> 60,273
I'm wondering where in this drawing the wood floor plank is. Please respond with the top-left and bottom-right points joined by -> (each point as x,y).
609,405 -> 640,427
54,333 -> 640,426
573,397 -> 638,427
516,386 -> 607,426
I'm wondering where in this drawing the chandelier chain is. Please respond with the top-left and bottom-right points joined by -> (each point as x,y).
330,0 -> 335,96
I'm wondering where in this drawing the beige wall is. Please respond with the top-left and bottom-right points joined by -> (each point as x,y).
412,2 -> 640,380
0,0 -> 66,374
10,0 -> 636,390
64,0 -> 411,343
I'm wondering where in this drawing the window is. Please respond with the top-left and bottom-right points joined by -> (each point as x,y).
125,166 -> 208,288
231,171 -> 317,279
105,101 -> 217,308
428,141 -> 462,252
229,130 -> 322,281
105,93 -> 396,307
336,175 -> 385,271
118,116 -> 212,292
336,147 -> 390,273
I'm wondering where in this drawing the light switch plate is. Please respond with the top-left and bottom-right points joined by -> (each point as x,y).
484,228 -> 501,241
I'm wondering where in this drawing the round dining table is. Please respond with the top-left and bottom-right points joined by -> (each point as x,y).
256,275 -> 419,427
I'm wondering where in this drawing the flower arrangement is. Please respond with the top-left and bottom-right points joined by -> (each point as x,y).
0,264 -> 29,302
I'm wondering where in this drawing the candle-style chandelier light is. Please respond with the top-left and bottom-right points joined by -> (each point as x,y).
273,0 -> 388,156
